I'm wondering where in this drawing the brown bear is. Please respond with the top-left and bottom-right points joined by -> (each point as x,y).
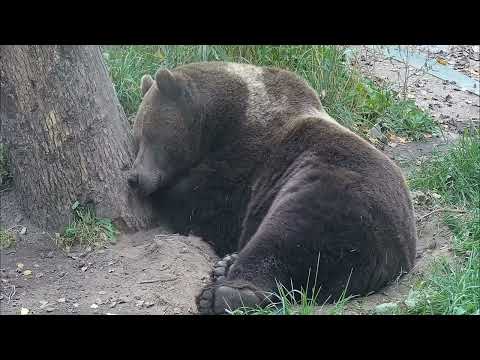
128,61 -> 417,314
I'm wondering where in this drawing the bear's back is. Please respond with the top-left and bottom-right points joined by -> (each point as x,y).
175,62 -> 323,129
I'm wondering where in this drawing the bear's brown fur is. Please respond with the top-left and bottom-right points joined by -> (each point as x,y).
128,62 -> 417,314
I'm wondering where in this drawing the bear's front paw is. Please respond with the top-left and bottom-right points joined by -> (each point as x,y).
212,253 -> 238,282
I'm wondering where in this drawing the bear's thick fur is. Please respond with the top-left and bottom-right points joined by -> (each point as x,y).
129,62 -> 417,314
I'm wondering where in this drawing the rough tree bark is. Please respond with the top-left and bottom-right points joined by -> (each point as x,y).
0,45 -> 154,232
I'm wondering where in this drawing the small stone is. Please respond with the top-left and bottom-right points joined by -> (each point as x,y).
90,304 -> 98,309
19,227 -> 27,235
57,297 -> 66,303
81,265 -> 88,272
45,307 -> 55,312
98,291 -> 106,295
109,302 -> 117,308
108,268 -> 114,273
431,192 -> 442,199
73,303 -> 79,308
368,125 -> 387,144
17,263 -> 24,270
173,307 -> 181,314
136,300 -> 145,308
20,308 -> 30,315
36,272 -> 44,279
134,295 -> 142,300
374,302 -> 398,315
145,301 -> 155,308
404,290 -> 420,309
388,143 -> 397,148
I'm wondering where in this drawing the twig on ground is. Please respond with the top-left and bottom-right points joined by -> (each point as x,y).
7,284 -> 16,303
138,277 -> 178,284
418,208 -> 467,222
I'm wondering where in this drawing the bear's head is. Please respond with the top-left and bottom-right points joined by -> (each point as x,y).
128,68 -> 200,196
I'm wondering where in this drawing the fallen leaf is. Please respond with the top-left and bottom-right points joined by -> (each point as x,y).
23,270 -> 32,276
436,57 -> 448,65
17,263 -> 24,270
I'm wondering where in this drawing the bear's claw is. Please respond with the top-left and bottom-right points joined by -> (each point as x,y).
212,253 -> 238,282
197,253 -> 266,314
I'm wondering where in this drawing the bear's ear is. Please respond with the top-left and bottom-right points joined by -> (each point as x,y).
141,74 -> 154,96
155,69 -> 182,99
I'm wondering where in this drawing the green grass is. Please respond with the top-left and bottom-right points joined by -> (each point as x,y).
0,228 -> 16,250
407,129 -> 480,315
56,202 -> 119,251
0,143 -> 12,190
104,45 -> 437,140
228,256 -> 355,316
409,129 -> 480,208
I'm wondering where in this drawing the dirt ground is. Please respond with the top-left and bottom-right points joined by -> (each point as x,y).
0,201 -> 217,315
1,45 -> 479,315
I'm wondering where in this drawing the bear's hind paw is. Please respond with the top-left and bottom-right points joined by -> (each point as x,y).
212,253 -> 238,282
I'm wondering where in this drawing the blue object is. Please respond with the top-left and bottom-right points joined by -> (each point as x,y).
383,46 -> 479,96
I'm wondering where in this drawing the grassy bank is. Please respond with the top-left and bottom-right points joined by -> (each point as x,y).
407,129 -> 480,315
104,45 -> 437,141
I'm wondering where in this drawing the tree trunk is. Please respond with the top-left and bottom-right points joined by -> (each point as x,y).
0,45 -> 154,232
